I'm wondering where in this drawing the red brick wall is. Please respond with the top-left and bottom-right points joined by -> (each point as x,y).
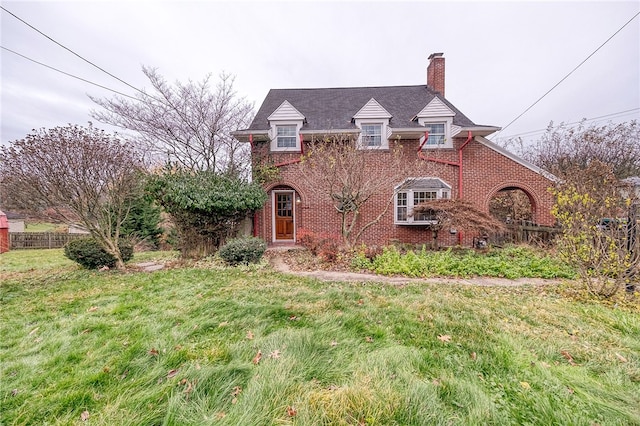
252,136 -> 555,247
427,55 -> 446,97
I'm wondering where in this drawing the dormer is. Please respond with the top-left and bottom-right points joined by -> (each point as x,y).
268,101 -> 305,152
353,98 -> 392,149
415,97 -> 460,149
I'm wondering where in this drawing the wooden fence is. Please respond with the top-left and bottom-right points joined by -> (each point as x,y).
490,224 -> 561,247
9,232 -> 88,250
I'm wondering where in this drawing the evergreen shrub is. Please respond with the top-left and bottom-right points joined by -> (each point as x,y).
219,237 -> 267,265
64,238 -> 133,269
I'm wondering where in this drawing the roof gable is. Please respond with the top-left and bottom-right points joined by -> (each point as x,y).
416,97 -> 455,119
267,100 -> 305,121
353,98 -> 392,120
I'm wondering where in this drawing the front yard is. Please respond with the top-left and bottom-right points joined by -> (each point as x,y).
1,249 -> 638,425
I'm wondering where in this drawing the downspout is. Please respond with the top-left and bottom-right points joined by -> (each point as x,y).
457,131 -> 473,200
417,131 -> 459,167
249,134 -> 258,237
457,131 -> 473,245
417,130 -> 473,245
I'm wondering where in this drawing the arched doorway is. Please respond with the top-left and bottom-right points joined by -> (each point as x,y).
267,184 -> 303,243
489,187 -> 534,224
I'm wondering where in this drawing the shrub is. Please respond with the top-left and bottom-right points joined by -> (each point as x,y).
297,228 -> 341,262
219,237 -> 267,265
355,245 -> 575,279
64,238 -> 133,269
147,169 -> 267,259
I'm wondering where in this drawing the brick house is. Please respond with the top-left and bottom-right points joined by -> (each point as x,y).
233,53 -> 556,247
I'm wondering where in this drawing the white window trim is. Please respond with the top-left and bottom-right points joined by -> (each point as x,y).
394,178 -> 452,225
355,118 -> 389,150
269,121 -> 302,152
418,117 -> 453,149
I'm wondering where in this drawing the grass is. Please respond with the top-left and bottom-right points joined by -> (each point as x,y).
23,222 -> 65,233
1,249 -> 638,425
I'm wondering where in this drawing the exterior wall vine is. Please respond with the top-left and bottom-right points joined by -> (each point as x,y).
251,135 -> 556,247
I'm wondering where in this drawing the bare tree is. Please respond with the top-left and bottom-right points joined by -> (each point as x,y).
90,68 -> 253,176
511,120 -> 640,180
0,124 -> 142,269
297,135 -> 426,247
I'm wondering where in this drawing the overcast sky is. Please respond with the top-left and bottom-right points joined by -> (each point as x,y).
1,1 -> 639,148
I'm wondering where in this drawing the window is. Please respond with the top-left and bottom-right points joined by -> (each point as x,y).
361,124 -> 382,147
418,118 -> 453,149
413,191 -> 437,221
395,178 -> 452,225
355,119 -> 389,149
269,121 -> 302,152
397,192 -> 407,221
276,125 -> 297,148
425,122 -> 445,146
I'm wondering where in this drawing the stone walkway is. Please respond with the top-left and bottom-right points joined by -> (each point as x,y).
134,262 -> 165,272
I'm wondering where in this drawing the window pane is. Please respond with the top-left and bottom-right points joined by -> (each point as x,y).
277,137 -> 296,147
430,123 -> 445,134
277,126 -> 296,136
397,207 -> 407,221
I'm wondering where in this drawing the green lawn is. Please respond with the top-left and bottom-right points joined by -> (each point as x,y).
22,222 -> 63,232
1,249 -> 638,425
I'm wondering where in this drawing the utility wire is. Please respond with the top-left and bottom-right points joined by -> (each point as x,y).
499,107 -> 640,140
0,5 -> 147,97
1,46 -> 139,100
495,10 -> 640,137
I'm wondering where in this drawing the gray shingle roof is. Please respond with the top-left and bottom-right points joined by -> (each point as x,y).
247,85 -> 478,132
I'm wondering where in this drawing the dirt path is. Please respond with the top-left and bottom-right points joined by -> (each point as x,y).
267,251 -> 565,287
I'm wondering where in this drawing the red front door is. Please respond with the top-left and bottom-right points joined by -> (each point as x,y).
274,192 -> 294,240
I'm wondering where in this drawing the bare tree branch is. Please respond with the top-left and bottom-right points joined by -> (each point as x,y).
89,69 -> 253,176
297,134 -> 430,247
513,120 -> 640,180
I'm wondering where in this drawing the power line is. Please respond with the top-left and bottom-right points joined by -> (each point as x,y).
0,5 -> 146,97
498,108 -> 640,140
1,46 -> 138,100
495,10 -> 640,138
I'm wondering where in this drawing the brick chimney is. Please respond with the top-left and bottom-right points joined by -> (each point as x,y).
427,52 -> 445,97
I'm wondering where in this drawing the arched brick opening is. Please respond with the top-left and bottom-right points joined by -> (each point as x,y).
262,182 -> 306,244
485,182 -> 542,225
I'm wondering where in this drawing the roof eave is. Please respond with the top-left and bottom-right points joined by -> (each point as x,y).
458,126 -> 501,137
231,130 -> 269,143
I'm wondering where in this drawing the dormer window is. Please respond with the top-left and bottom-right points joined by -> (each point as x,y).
353,98 -> 392,150
361,123 -> 382,147
276,125 -> 297,148
268,101 -> 305,152
416,97 -> 456,149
